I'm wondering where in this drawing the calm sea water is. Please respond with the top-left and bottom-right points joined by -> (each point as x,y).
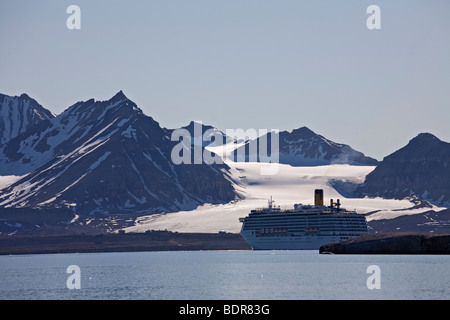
0,250 -> 449,300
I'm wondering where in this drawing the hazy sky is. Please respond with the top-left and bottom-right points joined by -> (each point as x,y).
1,0 -> 449,160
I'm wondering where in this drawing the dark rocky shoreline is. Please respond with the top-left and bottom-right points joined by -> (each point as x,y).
0,231 -> 251,255
320,232 -> 450,254
3,230 -> 450,256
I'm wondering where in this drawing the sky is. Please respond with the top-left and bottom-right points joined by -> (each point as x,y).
0,0 -> 449,160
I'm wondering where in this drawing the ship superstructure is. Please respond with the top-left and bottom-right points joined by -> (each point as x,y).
239,190 -> 368,250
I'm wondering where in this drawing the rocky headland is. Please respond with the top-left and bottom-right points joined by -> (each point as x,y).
320,232 -> 450,254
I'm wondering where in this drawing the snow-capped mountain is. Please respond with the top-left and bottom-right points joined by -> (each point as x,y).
0,93 -> 54,147
0,92 -> 237,215
354,133 -> 450,207
232,126 -> 379,166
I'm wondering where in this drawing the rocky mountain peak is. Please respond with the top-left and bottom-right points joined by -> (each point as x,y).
0,93 -> 54,145
233,125 -> 379,166
407,132 -> 442,148
0,92 -> 238,216
289,126 -> 316,138
111,90 -> 127,101
415,132 -> 439,140
355,132 -> 450,207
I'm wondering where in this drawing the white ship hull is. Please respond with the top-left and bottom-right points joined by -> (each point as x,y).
240,231 -> 361,250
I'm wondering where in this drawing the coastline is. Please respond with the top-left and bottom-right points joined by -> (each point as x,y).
0,231 -> 251,255
3,231 -> 450,256
320,232 -> 450,254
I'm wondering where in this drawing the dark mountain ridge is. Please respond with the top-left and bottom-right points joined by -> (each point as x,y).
233,126 -> 379,166
355,132 -> 450,207
0,92 -> 238,216
0,93 -> 54,146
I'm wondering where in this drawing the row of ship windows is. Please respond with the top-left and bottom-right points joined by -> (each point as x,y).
245,227 -> 368,232
245,225 -> 367,230
245,220 -> 366,225
247,214 -> 365,219
245,217 -> 366,223
254,233 -> 364,237
244,222 -> 367,228
248,227 -> 367,232
244,217 -> 366,222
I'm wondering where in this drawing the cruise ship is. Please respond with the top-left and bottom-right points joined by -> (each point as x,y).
239,190 -> 369,250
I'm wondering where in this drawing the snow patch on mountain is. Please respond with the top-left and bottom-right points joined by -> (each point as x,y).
0,175 -> 23,189
0,93 -> 54,145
